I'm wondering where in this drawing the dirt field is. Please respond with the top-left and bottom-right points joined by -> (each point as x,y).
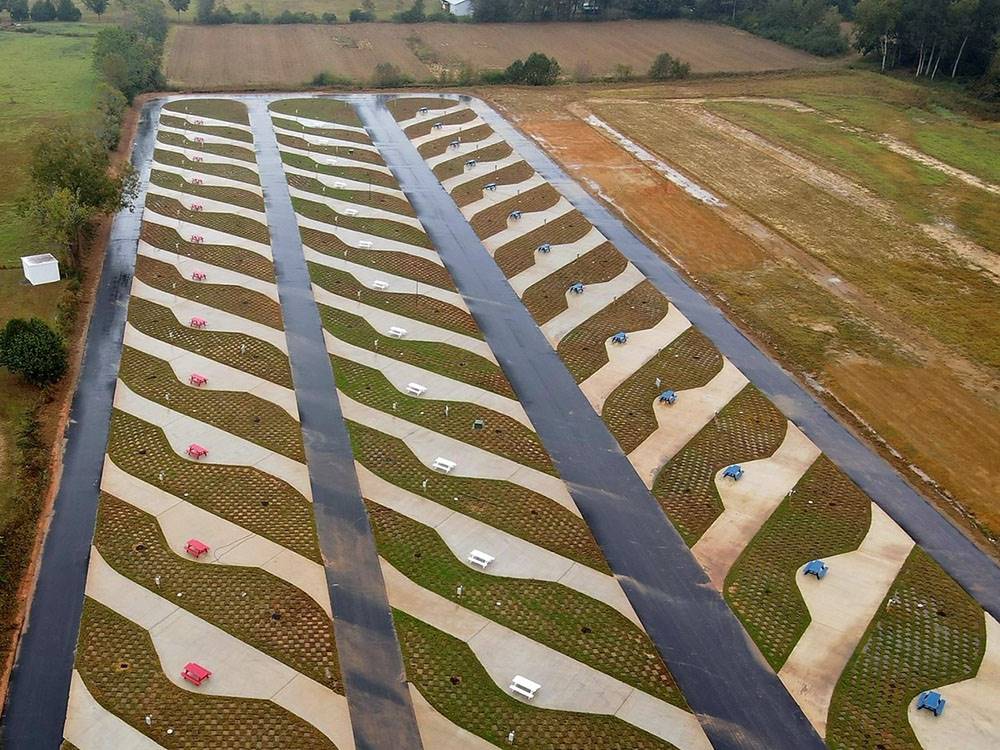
164,20 -> 824,89
484,71 -> 1000,552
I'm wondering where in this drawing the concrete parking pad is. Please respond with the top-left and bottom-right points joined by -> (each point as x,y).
540,263 -> 647,345
65,671 -> 166,750
508,226 -> 608,294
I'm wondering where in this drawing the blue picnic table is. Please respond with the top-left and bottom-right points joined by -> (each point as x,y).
658,390 -> 677,405
803,560 -> 828,579
916,690 -> 946,716
722,464 -> 744,480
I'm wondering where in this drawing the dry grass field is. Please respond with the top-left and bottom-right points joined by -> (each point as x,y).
164,19 -> 824,89
485,71 -> 1000,553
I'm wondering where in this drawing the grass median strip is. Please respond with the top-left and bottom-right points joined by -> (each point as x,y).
153,148 -> 260,186
271,115 -> 371,145
286,173 -> 414,217
318,304 -> 514,398
134,256 -> 283,330
419,124 -> 495,160
300,226 -> 454,290
558,281 -> 671,383
149,169 -> 264,212
493,209 -> 591,278
127,297 -> 293,389
651,385 -> 788,545
603,328 -> 724,453
157,130 -> 256,163
394,610 -> 678,750
434,142 -> 514,181
724,456 -> 871,670
389,97 -> 458,122
144,194 -> 270,246
522,242 -> 629,325
163,98 -> 250,125
281,151 -> 398,189
294,196 -> 430,248
332,355 -> 552,474
270,98 -> 363,128
96,493 -> 341,691
451,161 -> 536,208
370,502 -> 682,705
404,107 -> 477,139
77,598 -> 336,749
141,223 -> 275,282
108,410 -> 319,560
347,421 -> 607,572
159,114 -> 253,143
826,547 -> 986,750
119,346 -> 303,462
470,184 -> 562,240
309,262 -> 478,338
276,133 -> 384,168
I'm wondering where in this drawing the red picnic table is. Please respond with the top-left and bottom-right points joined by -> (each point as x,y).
185,539 -> 210,558
186,443 -> 208,460
190,317 -> 208,329
181,662 -> 212,686
191,270 -> 207,281
189,373 -> 208,386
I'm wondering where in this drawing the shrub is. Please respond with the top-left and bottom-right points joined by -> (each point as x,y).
611,63 -> 633,81
321,10 -> 337,22
274,8 -> 319,23
29,0 -> 56,21
349,7 -> 374,21
310,70 -> 351,86
55,0 -> 81,20
393,0 -> 424,22
372,62 -> 411,87
9,0 -> 29,20
503,52 -> 560,85
648,51 -> 690,80
0,318 -> 69,387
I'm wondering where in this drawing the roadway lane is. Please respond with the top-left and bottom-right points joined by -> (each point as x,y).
357,93 -> 826,750
0,99 -> 163,749
247,99 -> 424,750
466,96 -> 1000,621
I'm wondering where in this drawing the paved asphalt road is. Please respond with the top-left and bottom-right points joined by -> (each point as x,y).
0,99 -> 163,749
467,97 -> 1000,622
358,94 -> 826,750
248,98 -> 424,750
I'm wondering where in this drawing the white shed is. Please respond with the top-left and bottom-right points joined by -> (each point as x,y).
441,0 -> 473,16
21,254 -> 61,286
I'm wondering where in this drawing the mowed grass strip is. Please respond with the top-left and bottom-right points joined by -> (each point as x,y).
308,262 -> 479,338
826,547 -> 986,750
95,494 -> 341,691
470,184 -> 562,240
293,196 -> 430,248
119,346 -> 303,462
434,142 -> 514,181
157,129 -> 256,163
318,305 -> 514,398
370,502 -> 682,704
144,194 -> 270,245
153,148 -> 260,186
128,297 -> 292,388
270,97 -> 363,128
521,242 -> 629,325
271,115 -> 371,146
347,421 -> 607,572
163,98 -> 250,125
404,107 -> 477,139
332,356 -> 552,474
603,328 -> 724,453
108,411 -> 318,559
149,168 -> 264,211
724,456 -> 872,670
451,161 -> 536,208
159,113 -> 254,143
389,97 -> 459,122
141,222 -> 274,282
558,281 -> 671,382
276,132 -> 385,168
651,385 -> 788,545
134,255 -> 282,330
286,173 -> 414,217
418,124 -> 495,160
394,611 -> 678,750
300,226 -> 454,290
493,209 -> 591,278
282,151 -> 398,189
77,599 -> 336,749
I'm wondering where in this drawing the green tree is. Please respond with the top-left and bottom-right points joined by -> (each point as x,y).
93,82 -> 127,150
29,0 -> 56,20
394,0 -> 425,21
0,319 -> 69,388
372,62 -> 411,87
55,0 -> 81,19
119,0 -> 168,43
517,52 -> 561,84
167,0 -> 188,14
648,51 -> 691,79
82,0 -> 108,16
93,26 -> 164,100
17,188 -> 93,268
9,0 -> 29,19
195,0 -> 213,21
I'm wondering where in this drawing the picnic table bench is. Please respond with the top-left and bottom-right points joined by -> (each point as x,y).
372,280 -> 389,291
432,457 -> 456,473
722,464 -> 744,481
537,243 -> 551,254
484,182 -> 497,191
185,539 -> 210,558
508,210 -> 523,220
465,159 -> 477,168
190,317 -> 208,329
468,549 -> 495,569
344,208 -> 359,217
387,326 -> 408,339
916,690 -> 946,716
405,382 -> 427,396
569,282 -> 585,294
358,240 -> 374,249
803,560 -> 829,579
191,270 -> 207,281
186,443 -> 209,460
611,331 -> 628,344
658,389 -> 677,405
181,662 -> 212,687
189,373 -> 208,387
510,675 -> 540,700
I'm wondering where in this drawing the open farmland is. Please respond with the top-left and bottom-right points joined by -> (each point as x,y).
484,71 -> 1000,551
164,19 -> 825,89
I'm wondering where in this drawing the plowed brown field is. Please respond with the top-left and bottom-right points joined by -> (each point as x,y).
164,20 -> 822,89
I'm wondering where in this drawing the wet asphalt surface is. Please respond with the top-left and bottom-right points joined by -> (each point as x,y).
0,99 -> 164,749
357,94 -> 826,750
467,97 -> 1000,622
247,98 -> 423,750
